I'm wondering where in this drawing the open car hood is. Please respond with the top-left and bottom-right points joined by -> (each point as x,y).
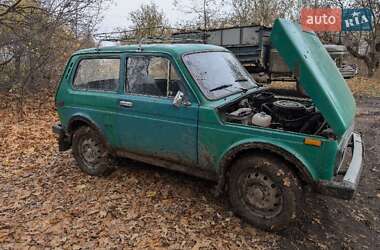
271,19 -> 356,137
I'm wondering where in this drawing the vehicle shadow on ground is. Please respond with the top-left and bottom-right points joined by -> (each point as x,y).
114,157 -> 221,204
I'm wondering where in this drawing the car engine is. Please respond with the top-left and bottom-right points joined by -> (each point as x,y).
222,91 -> 333,137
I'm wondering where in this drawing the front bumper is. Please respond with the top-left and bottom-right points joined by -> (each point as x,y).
317,133 -> 364,200
52,123 -> 71,151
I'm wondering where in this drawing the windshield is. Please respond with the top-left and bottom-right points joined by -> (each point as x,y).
183,51 -> 258,100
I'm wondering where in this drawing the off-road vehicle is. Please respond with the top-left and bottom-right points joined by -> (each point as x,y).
53,19 -> 364,231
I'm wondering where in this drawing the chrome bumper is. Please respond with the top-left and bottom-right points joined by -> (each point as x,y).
318,133 -> 364,200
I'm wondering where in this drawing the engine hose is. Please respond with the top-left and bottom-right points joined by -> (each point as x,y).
261,103 -> 272,114
299,113 -> 322,133
314,120 -> 327,135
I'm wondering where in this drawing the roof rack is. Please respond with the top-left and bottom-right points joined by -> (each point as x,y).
94,26 -> 206,46
96,35 -> 205,44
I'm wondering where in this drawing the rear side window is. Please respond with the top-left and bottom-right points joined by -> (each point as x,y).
126,56 -> 181,97
73,58 -> 120,91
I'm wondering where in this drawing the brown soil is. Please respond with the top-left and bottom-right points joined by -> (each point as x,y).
278,96 -> 380,250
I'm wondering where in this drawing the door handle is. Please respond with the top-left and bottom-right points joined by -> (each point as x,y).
119,100 -> 133,108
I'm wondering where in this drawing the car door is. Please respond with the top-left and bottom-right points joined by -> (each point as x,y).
66,56 -> 122,146
116,54 -> 199,166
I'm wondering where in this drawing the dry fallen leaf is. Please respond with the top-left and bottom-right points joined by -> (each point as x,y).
283,177 -> 291,187
312,217 -> 321,224
146,191 -> 157,198
99,210 -> 108,218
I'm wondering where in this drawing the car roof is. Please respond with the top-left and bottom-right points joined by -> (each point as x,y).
73,43 -> 228,56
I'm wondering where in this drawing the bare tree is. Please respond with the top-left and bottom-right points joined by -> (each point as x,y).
312,0 -> 379,76
0,0 -> 110,86
173,0 -> 227,30
229,0 -> 299,26
128,2 -> 169,39
0,0 -> 111,117
346,0 -> 379,76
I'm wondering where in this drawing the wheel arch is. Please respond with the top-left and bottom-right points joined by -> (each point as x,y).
216,141 -> 315,194
68,115 -> 98,134
67,115 -> 113,152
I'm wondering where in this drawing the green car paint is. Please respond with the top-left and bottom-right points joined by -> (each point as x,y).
271,19 -> 356,137
54,19 -> 361,195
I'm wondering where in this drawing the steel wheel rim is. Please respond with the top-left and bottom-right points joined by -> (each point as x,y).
78,136 -> 103,169
239,169 -> 283,219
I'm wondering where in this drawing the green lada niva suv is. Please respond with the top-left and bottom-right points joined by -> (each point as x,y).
53,19 -> 364,231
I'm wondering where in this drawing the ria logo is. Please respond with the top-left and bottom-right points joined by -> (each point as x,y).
300,8 -> 373,32
342,9 -> 373,31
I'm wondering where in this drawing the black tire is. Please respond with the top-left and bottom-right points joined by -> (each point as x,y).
228,153 -> 303,231
72,126 -> 113,176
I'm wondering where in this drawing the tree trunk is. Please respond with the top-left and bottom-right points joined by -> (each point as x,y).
347,46 -> 377,77
13,47 -> 22,85
366,57 -> 375,77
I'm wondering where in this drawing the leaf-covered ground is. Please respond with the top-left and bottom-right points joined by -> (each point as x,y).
0,88 -> 379,249
346,77 -> 380,97
0,94 -> 278,249
271,76 -> 380,97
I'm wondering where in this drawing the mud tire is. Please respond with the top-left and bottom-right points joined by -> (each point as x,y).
72,126 -> 113,176
228,153 -> 303,231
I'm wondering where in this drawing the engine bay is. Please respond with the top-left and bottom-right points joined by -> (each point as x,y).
221,90 -> 335,138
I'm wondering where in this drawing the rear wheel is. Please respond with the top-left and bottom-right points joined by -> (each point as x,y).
228,153 -> 303,231
72,126 -> 113,176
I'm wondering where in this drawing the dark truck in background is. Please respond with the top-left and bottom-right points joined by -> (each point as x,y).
172,25 -> 357,85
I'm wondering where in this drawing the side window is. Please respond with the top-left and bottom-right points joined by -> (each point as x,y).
73,58 -> 120,91
126,56 -> 181,97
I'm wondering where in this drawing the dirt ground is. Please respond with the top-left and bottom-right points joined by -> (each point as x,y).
0,92 -> 379,249
278,96 -> 380,250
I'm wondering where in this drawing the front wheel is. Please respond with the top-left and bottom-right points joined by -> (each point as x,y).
228,153 -> 303,231
72,126 -> 113,176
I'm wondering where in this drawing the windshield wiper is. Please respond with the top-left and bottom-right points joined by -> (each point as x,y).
239,87 -> 248,93
235,77 -> 249,82
234,78 -> 250,93
209,84 -> 232,92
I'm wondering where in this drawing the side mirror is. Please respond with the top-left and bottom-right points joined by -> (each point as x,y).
173,91 -> 191,107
